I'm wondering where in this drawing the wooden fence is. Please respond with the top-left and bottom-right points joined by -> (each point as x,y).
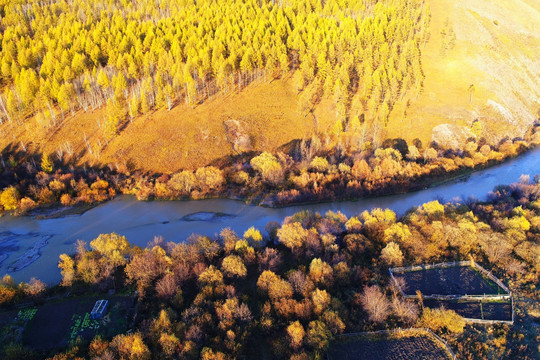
463,316 -> 514,325
390,260 -> 472,274
398,293 -> 510,301
471,261 -> 511,295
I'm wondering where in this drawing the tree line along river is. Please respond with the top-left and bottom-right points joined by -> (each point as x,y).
0,148 -> 538,284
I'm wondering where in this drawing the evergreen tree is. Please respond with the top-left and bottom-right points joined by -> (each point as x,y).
41,153 -> 53,173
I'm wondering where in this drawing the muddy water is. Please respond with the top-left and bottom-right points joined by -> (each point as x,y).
1,148 -> 538,284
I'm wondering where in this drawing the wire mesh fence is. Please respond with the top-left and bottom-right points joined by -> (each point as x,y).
389,260 -> 514,324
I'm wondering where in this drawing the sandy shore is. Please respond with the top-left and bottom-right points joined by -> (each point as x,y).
6,234 -> 52,273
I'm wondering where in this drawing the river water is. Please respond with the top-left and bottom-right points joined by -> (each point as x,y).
1,148 -> 538,285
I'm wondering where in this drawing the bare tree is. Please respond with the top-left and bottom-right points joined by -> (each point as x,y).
482,232 -> 512,265
155,273 -> 177,300
0,94 -> 11,123
391,295 -> 418,325
359,285 -> 390,323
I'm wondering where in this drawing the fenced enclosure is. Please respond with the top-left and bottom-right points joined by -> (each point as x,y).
423,299 -> 513,323
389,260 -> 513,324
327,328 -> 456,360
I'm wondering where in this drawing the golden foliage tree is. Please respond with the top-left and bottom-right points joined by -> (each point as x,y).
0,186 -> 19,211
286,321 -> 305,349
90,233 -> 131,267
221,255 -> 247,278
58,254 -> 75,286
277,222 -> 309,251
250,152 -> 284,185
380,242 -> 404,266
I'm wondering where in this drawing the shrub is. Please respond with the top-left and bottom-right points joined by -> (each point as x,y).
419,307 -> 465,334
0,186 -> 19,210
19,197 -> 37,213
169,171 -> 196,195
310,157 -> 329,172
406,145 -> 421,161
196,167 -> 224,191
250,152 -> 284,185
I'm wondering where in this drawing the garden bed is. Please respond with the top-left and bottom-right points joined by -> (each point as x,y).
423,299 -> 513,322
22,295 -> 135,350
328,329 -> 454,360
392,264 -> 505,297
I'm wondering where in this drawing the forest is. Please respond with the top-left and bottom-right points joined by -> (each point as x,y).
0,1 -> 538,358
0,0 -> 429,139
1,0 -> 537,217
0,179 -> 538,359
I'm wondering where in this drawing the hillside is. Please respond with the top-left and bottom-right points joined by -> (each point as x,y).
0,0 -> 538,173
1,76 -> 334,172
388,0 -> 540,145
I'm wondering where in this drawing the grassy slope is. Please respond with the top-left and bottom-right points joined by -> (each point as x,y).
0,76 -> 334,173
386,0 -> 540,144
102,75 -> 327,172
0,0 -> 538,173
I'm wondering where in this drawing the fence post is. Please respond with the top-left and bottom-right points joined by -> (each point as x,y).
511,296 -> 514,324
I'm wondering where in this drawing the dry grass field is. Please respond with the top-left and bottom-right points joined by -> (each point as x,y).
389,0 -> 540,145
0,76 -> 336,173
0,0 -> 538,173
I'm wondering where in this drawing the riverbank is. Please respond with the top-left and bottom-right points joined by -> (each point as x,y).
1,136 -> 538,219
2,178 -> 538,360
0,146 -> 538,286
259,146 -> 539,208
28,203 -> 96,220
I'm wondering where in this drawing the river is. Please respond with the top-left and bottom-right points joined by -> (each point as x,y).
0,148 -> 538,285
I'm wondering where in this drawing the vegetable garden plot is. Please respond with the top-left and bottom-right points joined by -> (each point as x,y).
23,296 -> 100,350
393,265 -> 504,296
390,262 -> 513,323
16,308 -> 38,321
328,331 -> 454,360
23,296 -> 133,350
68,312 -> 101,345
423,299 -> 513,322
0,309 -> 29,346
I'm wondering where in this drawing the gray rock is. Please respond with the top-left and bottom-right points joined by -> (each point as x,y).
431,124 -> 475,149
223,119 -> 253,153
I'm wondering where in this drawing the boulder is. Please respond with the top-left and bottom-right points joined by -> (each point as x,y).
431,124 -> 475,149
223,119 -> 253,153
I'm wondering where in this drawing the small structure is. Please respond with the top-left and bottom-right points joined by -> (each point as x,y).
90,299 -> 109,319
